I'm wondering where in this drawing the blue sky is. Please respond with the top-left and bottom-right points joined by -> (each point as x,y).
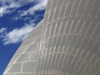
0,0 -> 47,74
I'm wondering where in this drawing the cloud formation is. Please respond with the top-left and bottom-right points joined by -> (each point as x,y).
2,24 -> 34,45
0,0 -> 47,45
0,0 -> 34,16
0,0 -> 47,17
20,0 -> 47,16
0,28 -> 6,33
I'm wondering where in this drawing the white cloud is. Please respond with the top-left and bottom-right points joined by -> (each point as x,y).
0,28 -> 6,33
20,0 -> 47,16
0,0 -> 47,45
0,0 -> 47,17
0,7 -> 8,16
3,24 -> 34,45
0,0 -> 37,17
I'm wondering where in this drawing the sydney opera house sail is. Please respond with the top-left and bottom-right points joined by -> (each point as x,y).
3,0 -> 100,75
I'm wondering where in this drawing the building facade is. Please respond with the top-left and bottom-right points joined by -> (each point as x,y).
3,0 -> 100,75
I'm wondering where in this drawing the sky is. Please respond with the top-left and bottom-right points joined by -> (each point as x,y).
0,0 -> 47,74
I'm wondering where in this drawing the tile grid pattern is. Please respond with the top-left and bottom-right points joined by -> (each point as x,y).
3,0 -> 100,75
